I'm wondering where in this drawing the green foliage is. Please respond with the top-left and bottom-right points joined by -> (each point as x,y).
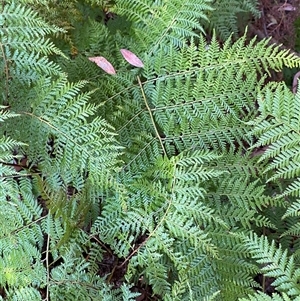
205,0 -> 260,40
242,232 -> 300,296
240,292 -> 300,301
251,83 -> 300,198
2,0 -> 300,300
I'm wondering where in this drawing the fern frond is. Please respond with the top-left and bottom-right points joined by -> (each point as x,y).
239,291 -> 300,301
4,287 -> 42,301
0,2 -> 64,57
113,0 -> 212,52
48,246 -> 140,301
283,199 -> 300,218
93,33 -> 300,179
0,1 -> 66,87
94,150 -> 233,298
252,83 -> 300,183
205,0 -> 260,40
250,81 -> 300,240
4,75 -> 120,188
0,174 -> 46,298
242,232 -> 300,296
1,2 -> 64,38
3,0 -> 300,300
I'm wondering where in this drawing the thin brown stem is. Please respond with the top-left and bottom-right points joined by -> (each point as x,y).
0,42 -> 10,105
45,230 -> 51,301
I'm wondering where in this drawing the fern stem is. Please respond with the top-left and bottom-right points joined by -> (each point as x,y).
21,111 -> 84,153
118,161 -> 175,268
45,225 -> 51,301
15,216 -> 47,234
0,42 -> 10,105
119,196 -> 173,268
262,226 -> 266,293
137,76 -> 167,157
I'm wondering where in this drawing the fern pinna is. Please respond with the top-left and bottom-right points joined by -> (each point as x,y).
1,0 -> 300,300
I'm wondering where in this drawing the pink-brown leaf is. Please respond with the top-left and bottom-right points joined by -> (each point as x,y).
88,56 -> 116,75
120,49 -> 144,68
278,3 -> 296,11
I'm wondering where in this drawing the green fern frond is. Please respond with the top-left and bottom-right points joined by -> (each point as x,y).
250,82 -> 297,162
1,2 -> 64,38
0,107 -> 19,122
10,51 -> 63,83
0,174 -> 46,299
0,1 -> 66,87
283,199 -> 300,218
94,33 -> 300,179
242,232 -> 300,297
205,0 -> 260,40
113,0 -> 212,52
4,75 -> 120,187
48,247 -> 140,300
239,291 -> 300,301
94,150 -> 230,298
3,0 -> 300,300
4,287 -> 42,301
250,82 -> 300,236
0,2 -> 64,60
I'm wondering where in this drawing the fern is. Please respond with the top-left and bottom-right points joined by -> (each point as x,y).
113,0 -> 212,52
2,0 -> 300,300
0,2 -> 65,85
205,0 -> 260,40
0,1 -> 124,300
89,33 -> 300,183
240,292 -> 300,301
251,83 -> 300,194
241,232 -> 300,297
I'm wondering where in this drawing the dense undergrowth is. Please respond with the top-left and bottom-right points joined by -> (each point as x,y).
2,0 -> 300,300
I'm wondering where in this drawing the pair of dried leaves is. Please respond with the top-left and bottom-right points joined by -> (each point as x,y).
88,49 -> 144,75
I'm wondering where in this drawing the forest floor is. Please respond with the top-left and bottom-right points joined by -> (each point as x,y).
252,0 -> 300,50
